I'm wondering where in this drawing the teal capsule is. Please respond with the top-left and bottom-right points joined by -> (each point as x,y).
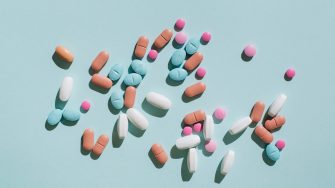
123,73 -> 143,86
265,143 -> 280,161
47,109 -> 63,126
108,64 -> 124,81
168,68 -> 188,81
185,38 -> 200,55
131,59 -> 147,76
171,49 -> 186,67
110,91 -> 124,110
62,108 -> 80,122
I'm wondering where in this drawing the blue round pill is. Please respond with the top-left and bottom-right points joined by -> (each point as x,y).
168,68 -> 188,81
131,59 -> 147,76
108,64 -> 124,81
123,73 -> 143,86
171,49 -> 186,67
185,38 -> 200,55
266,143 -> 281,161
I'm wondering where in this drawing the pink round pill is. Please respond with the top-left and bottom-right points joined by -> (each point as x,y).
204,140 -> 217,153
275,139 -> 286,150
175,18 -> 185,30
285,68 -> 296,79
196,67 -> 206,79
213,108 -> 226,121
148,49 -> 158,61
193,123 -> 202,132
81,100 -> 91,111
174,32 -> 188,45
244,44 -> 256,57
182,126 -> 192,136
201,32 -> 211,43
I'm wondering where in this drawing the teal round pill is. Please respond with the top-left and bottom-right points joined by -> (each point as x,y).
266,143 -> 281,161
47,109 -> 63,126
123,73 -> 143,86
185,38 -> 200,55
171,49 -> 186,67
108,64 -> 124,81
62,108 -> 81,122
169,68 -> 188,81
110,91 -> 124,110
131,59 -> 147,76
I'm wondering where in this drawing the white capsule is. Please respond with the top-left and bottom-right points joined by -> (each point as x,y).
220,150 -> 235,175
176,135 -> 200,150
203,115 -> 214,141
187,148 -> 198,173
59,76 -> 73,102
229,117 -> 252,135
117,113 -> 128,139
126,108 -> 149,130
268,94 -> 287,117
145,92 -> 172,110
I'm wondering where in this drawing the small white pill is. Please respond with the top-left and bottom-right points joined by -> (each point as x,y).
145,92 -> 172,110
59,76 -> 73,102
229,117 -> 252,135
220,150 -> 235,175
126,108 -> 149,130
268,94 -> 287,117
176,135 -> 200,150
203,115 -> 214,141
187,148 -> 198,173
117,113 -> 128,139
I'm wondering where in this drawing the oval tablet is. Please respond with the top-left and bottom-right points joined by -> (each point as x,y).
187,148 -> 198,173
268,94 -> 287,117
220,150 -> 235,175
131,59 -> 147,76
62,108 -> 80,122
183,52 -> 203,72
55,45 -> 74,63
92,134 -> 109,156
175,135 -> 200,150
154,29 -> 173,49
250,101 -> 265,123
266,143 -> 280,161
183,110 -> 206,125
123,73 -> 143,86
126,108 -> 149,130
134,36 -> 149,58
254,126 -> 273,144
108,64 -> 124,81
124,86 -> 136,108
168,68 -> 188,81
171,49 -> 186,67
91,51 -> 109,73
229,117 -> 252,135
203,115 -> 214,141
110,91 -> 124,110
117,113 -> 128,139
185,38 -> 200,55
184,82 -> 206,98
145,92 -> 171,110
265,116 -> 286,131
82,128 -> 94,151
151,144 -> 168,165
59,76 -> 73,102
91,74 -> 113,89
47,109 -> 63,126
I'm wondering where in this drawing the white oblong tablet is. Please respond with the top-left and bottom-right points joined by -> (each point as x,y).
220,150 -> 235,175
203,115 -> 214,141
229,116 -> 252,135
187,148 -> 198,173
176,135 -> 200,150
59,76 -> 73,102
145,92 -> 172,110
268,94 -> 287,117
126,108 -> 149,130
117,113 -> 128,139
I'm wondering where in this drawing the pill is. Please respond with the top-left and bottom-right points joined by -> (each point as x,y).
171,49 -> 186,67
92,134 -> 109,156
196,67 -> 206,79
134,36 -> 149,58
91,74 -> 113,89
81,100 -> 91,111
126,108 -> 149,130
220,150 -> 235,175
183,52 -> 203,72
175,18 -> 185,30
250,101 -> 265,123
174,32 -> 188,45
254,126 -> 273,144
151,144 -> 168,165
62,108 -> 80,122
229,117 -> 252,135
82,128 -> 94,151
110,91 -> 124,110
175,135 -> 200,149
90,51 -> 109,73
265,143 -> 280,161
59,76 -> 73,102
275,139 -> 286,150
183,110 -> 206,125
264,116 -> 286,131
47,109 -> 63,126
124,86 -> 136,108
244,44 -> 256,57
154,29 -> 173,49
185,38 -> 200,55
184,82 -> 206,98
108,64 -> 124,81
205,140 -> 217,153
55,45 -> 74,63
148,49 -> 158,61
285,68 -> 296,79
187,148 -> 198,173
268,94 -> 287,117
123,73 -> 143,86
182,126 -> 192,136
213,107 -> 226,121
168,68 -> 188,81
131,59 -> 147,76
201,32 -> 211,43
145,92 -> 171,110
193,123 -> 202,133
203,115 -> 214,141
117,113 -> 128,139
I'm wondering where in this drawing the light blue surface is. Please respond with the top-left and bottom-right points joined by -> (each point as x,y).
1,0 -> 335,187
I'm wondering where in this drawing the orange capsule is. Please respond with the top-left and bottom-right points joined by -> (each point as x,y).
151,144 -> 168,165
55,45 -> 74,63
153,29 -> 173,49
254,126 -> 273,144
183,52 -> 203,72
184,82 -> 206,98
265,116 -> 286,131
92,134 -> 109,156
183,110 -> 206,125
82,128 -> 94,151
250,101 -> 265,123
91,74 -> 113,89
124,86 -> 136,108
134,36 -> 149,58
91,51 -> 109,73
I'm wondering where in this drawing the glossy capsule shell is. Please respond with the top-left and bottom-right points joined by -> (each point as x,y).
184,82 -> 206,98
265,116 -> 286,131
183,110 -> 206,125
91,51 -> 109,73
250,101 -> 265,123
124,86 -> 136,108
92,134 -> 109,156
134,36 -> 149,58
254,126 -> 273,144
154,29 -> 173,49
82,128 -> 94,151
183,52 -> 203,72
91,74 -> 113,89
55,45 -> 74,63
151,144 -> 168,165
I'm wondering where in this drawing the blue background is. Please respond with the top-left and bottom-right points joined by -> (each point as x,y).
1,0 -> 334,187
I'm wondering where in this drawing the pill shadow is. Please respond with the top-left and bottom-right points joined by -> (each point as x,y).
181,155 -> 193,181
172,39 -> 184,49
222,130 -> 246,145
214,159 -> 226,183
80,107 -> 88,114
55,90 -> 67,110
148,149 -> 164,169
198,139 -> 214,157
112,120 -> 124,148
88,67 -> 96,76
88,80 -> 110,94
174,25 -> 182,32
141,99 -> 168,118
128,122 -> 146,137
200,38 -> 209,45
212,114 -> 223,124
251,130 -> 266,149
284,73 -> 292,81
52,52 -> 71,70
45,121 -> 57,131
241,51 -> 252,62
165,75 -> 184,86
90,152 -> 101,160
167,59 -> 176,71
182,93 -> 203,103
195,73 -> 204,80
61,119 -> 78,126
262,149 -> 276,166
170,145 -> 186,159
146,54 -> 155,63
150,44 -> 163,53
107,99 -> 121,115
249,122 -> 257,128
80,136 -> 90,156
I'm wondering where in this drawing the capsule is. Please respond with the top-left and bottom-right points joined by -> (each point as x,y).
254,126 -> 273,144
82,128 -> 94,151
92,134 -> 109,156
184,82 -> 206,98
134,36 -> 149,58
124,86 -> 136,108
91,74 -> 113,89
55,45 -> 74,63
153,29 -> 173,49
183,52 -> 203,72
150,144 -> 168,165
183,110 -> 206,125
250,101 -> 265,123
91,51 -> 109,73
265,116 -> 286,131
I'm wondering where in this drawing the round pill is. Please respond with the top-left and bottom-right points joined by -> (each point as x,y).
275,139 -> 286,150
266,143 -> 280,161
175,18 -> 185,30
204,140 -> 217,153
244,44 -> 256,57
131,59 -> 147,76
123,73 -> 143,86
171,49 -> 186,67
213,108 -> 226,121
193,123 -> 202,132
285,68 -> 296,79
81,101 -> 91,111
183,126 -> 192,136
108,64 -> 124,81
148,49 -> 158,61
201,32 -> 211,43
168,68 -> 188,81
196,67 -> 206,78
174,32 -> 188,45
